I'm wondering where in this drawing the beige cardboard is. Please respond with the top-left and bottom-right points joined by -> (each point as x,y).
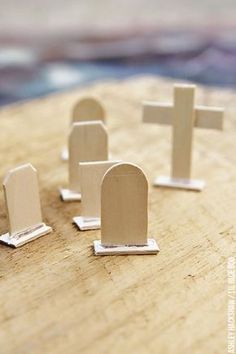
79,160 -> 120,218
101,163 -> 148,246
3,163 -> 43,235
68,121 -> 108,192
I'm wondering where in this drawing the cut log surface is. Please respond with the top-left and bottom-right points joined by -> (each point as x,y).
0,77 -> 235,354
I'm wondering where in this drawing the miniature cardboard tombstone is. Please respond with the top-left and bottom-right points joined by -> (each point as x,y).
61,97 -> 106,161
73,160 -> 120,230
94,162 -> 159,255
143,84 -> 224,191
60,121 -> 108,201
0,164 -> 52,247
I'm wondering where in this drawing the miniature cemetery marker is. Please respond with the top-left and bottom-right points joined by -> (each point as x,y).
72,97 -> 106,124
0,164 -> 52,247
143,84 -> 224,191
73,160 -> 120,230
61,96 -> 106,160
60,121 -> 108,201
94,162 -> 160,255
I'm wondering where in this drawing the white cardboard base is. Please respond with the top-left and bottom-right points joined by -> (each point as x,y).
60,188 -> 81,201
73,216 -> 101,231
94,238 -> 160,255
61,147 -> 69,161
0,223 -> 52,248
154,176 -> 205,191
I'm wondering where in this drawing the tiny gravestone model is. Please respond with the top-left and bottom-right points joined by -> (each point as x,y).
143,84 -> 224,191
60,121 -> 108,201
0,164 -> 52,247
61,97 -> 106,161
94,162 -> 160,255
73,160 -> 120,230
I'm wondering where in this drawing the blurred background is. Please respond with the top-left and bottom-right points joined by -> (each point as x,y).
0,0 -> 236,105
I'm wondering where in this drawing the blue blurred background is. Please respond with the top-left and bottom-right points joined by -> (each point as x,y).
0,0 -> 236,105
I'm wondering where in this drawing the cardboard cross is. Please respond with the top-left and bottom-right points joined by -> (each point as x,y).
143,84 -> 224,190
94,162 -> 159,255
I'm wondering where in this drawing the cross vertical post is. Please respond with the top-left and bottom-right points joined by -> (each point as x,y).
172,85 -> 195,180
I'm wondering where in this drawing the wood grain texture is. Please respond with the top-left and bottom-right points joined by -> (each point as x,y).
0,76 -> 235,354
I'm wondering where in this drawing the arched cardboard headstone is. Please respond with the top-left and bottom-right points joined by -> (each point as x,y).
60,121 -> 108,201
94,162 -> 159,255
73,160 -> 120,230
0,164 -> 52,247
61,97 -> 106,161
72,97 -> 106,124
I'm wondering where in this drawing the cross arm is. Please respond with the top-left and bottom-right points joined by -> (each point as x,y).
143,101 -> 224,131
195,106 -> 224,130
142,101 -> 173,126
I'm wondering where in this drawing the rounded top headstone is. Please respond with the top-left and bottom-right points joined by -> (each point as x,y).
102,162 -> 148,180
72,97 -> 106,124
3,163 -> 42,235
101,162 -> 148,246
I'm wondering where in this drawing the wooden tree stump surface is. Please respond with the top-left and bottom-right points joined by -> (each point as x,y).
0,77 -> 235,354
